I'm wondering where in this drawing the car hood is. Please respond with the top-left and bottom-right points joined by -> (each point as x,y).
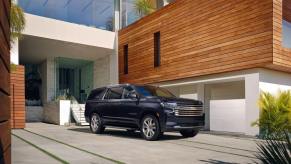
144,96 -> 202,105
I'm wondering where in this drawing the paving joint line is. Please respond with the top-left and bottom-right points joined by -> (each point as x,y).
12,133 -> 69,164
23,129 -> 125,164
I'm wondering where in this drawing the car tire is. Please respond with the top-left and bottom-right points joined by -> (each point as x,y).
140,115 -> 161,141
90,113 -> 105,134
180,129 -> 199,138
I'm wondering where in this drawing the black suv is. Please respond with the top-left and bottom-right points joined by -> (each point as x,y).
85,84 -> 204,141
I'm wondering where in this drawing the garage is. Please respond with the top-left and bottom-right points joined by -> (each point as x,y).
166,81 -> 246,134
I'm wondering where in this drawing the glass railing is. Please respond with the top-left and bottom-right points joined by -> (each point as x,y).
19,0 -> 115,31
282,20 -> 291,48
121,0 -> 175,28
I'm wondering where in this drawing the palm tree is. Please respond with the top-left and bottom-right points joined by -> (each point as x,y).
252,91 -> 291,139
134,0 -> 156,17
10,0 -> 25,42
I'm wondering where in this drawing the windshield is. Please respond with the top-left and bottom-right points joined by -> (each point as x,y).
135,86 -> 176,98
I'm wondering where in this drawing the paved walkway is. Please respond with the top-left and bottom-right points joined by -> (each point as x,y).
13,123 -> 260,164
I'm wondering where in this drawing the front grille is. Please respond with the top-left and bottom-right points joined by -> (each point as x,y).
174,103 -> 203,117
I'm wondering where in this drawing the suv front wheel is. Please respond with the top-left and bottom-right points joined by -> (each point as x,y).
90,113 -> 105,134
141,115 -> 161,141
180,129 -> 199,138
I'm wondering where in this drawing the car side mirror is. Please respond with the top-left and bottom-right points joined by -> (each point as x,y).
128,92 -> 139,100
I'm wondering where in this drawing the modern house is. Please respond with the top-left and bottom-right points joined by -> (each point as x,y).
118,0 -> 291,136
10,0 -> 291,136
10,0 -> 172,126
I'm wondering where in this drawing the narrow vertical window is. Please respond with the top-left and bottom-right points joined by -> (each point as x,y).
124,44 -> 128,74
154,32 -> 161,67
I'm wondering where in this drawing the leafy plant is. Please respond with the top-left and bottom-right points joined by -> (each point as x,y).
134,0 -> 156,17
10,0 -> 25,42
252,91 -> 291,139
256,131 -> 291,164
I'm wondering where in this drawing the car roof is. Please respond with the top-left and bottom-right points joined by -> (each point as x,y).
91,84 -> 159,92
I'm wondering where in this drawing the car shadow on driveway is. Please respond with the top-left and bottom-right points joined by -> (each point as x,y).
68,127 -> 184,141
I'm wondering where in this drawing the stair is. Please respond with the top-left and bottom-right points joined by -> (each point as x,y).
71,103 -> 89,126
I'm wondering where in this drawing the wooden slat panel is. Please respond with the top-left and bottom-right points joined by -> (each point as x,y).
0,0 -> 10,161
118,0 -> 274,84
0,121 -> 10,150
0,92 -> 10,122
10,65 -> 25,129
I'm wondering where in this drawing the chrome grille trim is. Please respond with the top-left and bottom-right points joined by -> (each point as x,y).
174,104 -> 203,117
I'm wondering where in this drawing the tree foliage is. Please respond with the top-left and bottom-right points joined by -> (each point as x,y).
253,91 -> 291,138
10,1 -> 25,42
256,131 -> 291,164
134,0 -> 156,17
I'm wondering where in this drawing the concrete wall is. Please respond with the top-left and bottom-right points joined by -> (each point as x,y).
93,56 -> 111,88
283,20 -> 291,48
26,106 -> 43,122
40,58 -> 56,104
23,13 -> 115,49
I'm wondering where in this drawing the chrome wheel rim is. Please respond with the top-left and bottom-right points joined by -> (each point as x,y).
142,117 -> 156,138
91,115 -> 100,131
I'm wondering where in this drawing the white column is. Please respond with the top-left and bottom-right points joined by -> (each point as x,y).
109,0 -> 120,85
245,73 -> 260,136
10,39 -> 19,65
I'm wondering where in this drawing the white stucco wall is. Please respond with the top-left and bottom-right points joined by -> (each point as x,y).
23,13 -> 115,50
259,69 -> 291,94
282,20 -> 291,48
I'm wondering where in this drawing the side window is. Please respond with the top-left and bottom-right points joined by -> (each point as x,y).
105,87 -> 123,99
87,88 -> 106,100
123,86 -> 134,99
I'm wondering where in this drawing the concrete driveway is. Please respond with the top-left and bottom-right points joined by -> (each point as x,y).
12,123 -> 260,164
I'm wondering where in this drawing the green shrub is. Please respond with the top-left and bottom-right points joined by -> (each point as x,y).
252,91 -> 291,138
256,131 -> 291,164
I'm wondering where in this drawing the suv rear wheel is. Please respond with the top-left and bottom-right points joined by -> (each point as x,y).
90,113 -> 105,134
141,115 -> 161,141
180,129 -> 199,138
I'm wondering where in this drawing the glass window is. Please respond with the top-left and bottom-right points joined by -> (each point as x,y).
88,88 -> 106,100
154,31 -> 161,67
135,85 -> 176,98
124,44 -> 129,74
105,87 -> 123,99
123,86 -> 134,99
19,0 -> 115,31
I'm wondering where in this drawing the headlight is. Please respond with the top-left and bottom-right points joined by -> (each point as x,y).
161,102 -> 177,114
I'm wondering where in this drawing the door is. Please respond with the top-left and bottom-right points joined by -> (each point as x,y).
102,87 -> 123,123
119,86 -> 141,125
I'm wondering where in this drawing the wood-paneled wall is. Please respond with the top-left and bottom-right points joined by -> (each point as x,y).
10,65 -> 25,129
118,0 -> 274,84
0,0 -> 11,163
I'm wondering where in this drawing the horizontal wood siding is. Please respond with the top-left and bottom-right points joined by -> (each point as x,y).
10,65 -> 25,129
118,0 -> 274,84
0,0 -> 10,163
